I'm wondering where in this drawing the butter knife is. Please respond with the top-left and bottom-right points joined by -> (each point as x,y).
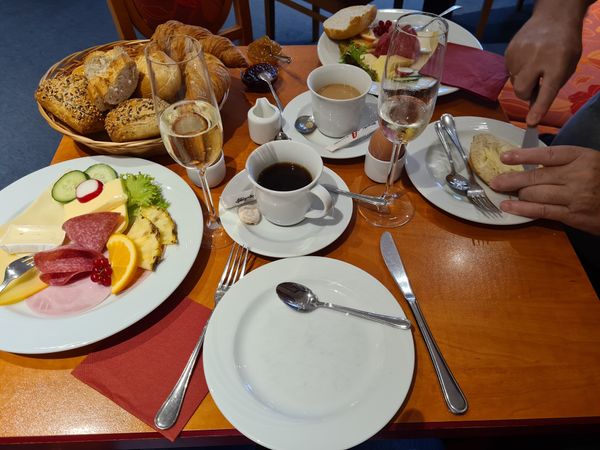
521,125 -> 539,171
380,232 -> 468,415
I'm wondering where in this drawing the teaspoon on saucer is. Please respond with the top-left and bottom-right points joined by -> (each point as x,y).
295,115 -> 317,134
276,282 -> 411,329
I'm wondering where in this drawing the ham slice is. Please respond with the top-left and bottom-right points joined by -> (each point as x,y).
25,276 -> 111,316
62,212 -> 121,252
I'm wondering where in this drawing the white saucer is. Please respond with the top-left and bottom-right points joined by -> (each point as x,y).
282,91 -> 378,160
218,167 -> 353,258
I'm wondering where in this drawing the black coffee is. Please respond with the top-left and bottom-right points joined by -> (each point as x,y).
257,162 -> 312,191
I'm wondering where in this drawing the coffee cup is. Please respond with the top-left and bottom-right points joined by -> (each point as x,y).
307,64 -> 372,138
245,140 -> 333,226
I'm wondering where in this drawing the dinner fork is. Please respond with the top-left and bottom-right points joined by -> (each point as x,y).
0,255 -> 35,294
439,114 -> 503,218
154,243 -> 250,430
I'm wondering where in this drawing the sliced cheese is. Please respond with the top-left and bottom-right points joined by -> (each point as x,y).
63,178 -> 128,221
0,224 -> 65,254
0,251 -> 47,306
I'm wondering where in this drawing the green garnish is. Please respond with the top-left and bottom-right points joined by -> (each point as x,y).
339,43 -> 377,81
120,172 -> 170,218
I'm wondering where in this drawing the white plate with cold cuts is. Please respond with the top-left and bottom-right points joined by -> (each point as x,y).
282,91 -> 379,159
219,167 -> 352,258
0,155 -> 202,354
406,116 -> 541,226
204,256 -> 415,450
317,9 -> 482,96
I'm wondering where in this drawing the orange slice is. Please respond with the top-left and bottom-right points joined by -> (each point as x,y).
106,234 -> 139,295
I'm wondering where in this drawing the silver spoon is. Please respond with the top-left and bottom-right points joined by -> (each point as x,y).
414,5 -> 462,32
323,184 -> 388,207
294,115 -> 316,134
276,282 -> 411,329
433,121 -> 469,195
257,71 -> 290,140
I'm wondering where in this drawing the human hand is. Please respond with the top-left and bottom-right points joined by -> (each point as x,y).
489,146 -> 600,235
505,14 -> 582,126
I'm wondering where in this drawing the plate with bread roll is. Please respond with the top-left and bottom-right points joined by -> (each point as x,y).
35,20 -> 245,157
406,116 -> 544,226
318,5 -> 481,96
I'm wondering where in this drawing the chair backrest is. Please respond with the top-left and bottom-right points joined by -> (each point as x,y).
107,0 -> 253,44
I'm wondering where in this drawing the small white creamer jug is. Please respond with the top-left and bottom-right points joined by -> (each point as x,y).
247,97 -> 281,144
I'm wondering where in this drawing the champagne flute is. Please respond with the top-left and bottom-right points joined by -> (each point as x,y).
145,35 -> 230,248
359,12 -> 448,227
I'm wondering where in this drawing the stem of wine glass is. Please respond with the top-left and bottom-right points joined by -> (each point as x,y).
196,166 -> 220,229
383,142 -> 404,197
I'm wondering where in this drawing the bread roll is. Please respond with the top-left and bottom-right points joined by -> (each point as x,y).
35,74 -> 105,135
184,53 -> 230,105
84,46 -> 139,111
105,98 -> 167,142
135,50 -> 181,101
152,20 -> 248,68
469,133 -> 524,186
323,5 -> 377,40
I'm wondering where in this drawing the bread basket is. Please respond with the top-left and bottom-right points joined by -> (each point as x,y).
37,40 -> 166,157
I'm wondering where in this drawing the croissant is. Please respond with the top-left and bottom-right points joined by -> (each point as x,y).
152,20 -> 247,68
184,53 -> 230,106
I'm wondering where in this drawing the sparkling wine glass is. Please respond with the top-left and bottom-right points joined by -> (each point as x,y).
359,12 -> 448,227
146,35 -> 230,248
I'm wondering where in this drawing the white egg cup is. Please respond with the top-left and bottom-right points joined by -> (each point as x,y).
185,152 -> 226,188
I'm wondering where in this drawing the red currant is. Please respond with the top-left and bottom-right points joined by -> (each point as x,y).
90,256 -> 112,286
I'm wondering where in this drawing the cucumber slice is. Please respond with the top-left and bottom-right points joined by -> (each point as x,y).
84,163 -> 118,183
51,170 -> 89,203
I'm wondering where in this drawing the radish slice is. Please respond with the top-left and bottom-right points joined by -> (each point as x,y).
76,179 -> 103,203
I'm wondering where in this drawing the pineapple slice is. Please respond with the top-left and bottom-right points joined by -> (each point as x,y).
126,216 -> 163,271
139,206 -> 177,245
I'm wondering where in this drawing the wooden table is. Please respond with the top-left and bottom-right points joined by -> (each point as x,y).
1,46 -> 599,448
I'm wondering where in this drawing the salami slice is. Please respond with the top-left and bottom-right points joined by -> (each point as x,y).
34,244 -> 101,286
62,212 -> 121,252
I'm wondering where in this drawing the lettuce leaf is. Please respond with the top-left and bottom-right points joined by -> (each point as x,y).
120,172 -> 170,218
339,43 -> 377,81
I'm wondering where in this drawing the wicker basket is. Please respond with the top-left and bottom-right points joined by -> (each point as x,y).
36,40 -> 166,157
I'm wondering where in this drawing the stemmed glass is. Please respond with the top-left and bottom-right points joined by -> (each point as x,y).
145,35 -> 231,248
359,13 -> 448,227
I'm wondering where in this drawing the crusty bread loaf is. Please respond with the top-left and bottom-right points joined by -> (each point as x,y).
469,133 -> 524,185
184,53 -> 230,105
152,20 -> 248,68
135,50 -> 181,101
323,5 -> 377,40
35,74 -> 105,134
84,46 -> 139,111
105,98 -> 167,142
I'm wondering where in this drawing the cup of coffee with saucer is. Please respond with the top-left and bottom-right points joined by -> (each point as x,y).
245,140 -> 333,226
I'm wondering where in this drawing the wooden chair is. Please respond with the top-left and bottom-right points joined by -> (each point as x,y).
107,0 -> 253,44
264,0 -> 365,42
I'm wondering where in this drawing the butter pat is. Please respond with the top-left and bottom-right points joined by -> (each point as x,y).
64,178 -> 128,221
0,224 -> 65,254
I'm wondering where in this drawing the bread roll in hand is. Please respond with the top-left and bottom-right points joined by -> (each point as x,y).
469,133 -> 524,186
84,46 -> 139,111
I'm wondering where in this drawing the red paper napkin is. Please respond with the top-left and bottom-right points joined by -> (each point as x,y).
436,42 -> 509,101
72,297 -> 211,441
